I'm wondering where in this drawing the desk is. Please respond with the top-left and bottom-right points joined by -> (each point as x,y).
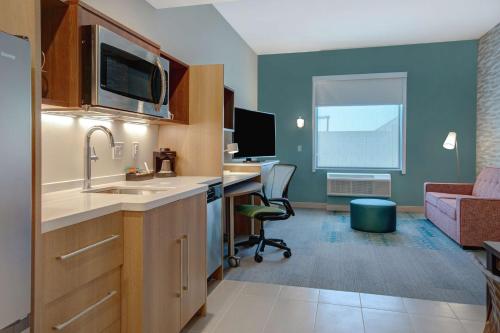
224,161 -> 279,235
224,181 -> 262,267
223,172 -> 260,187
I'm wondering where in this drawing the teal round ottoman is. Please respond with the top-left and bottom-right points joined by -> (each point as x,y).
350,199 -> 397,233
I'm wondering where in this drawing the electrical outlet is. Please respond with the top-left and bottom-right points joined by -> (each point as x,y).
132,142 -> 139,160
297,145 -> 302,152
112,142 -> 124,160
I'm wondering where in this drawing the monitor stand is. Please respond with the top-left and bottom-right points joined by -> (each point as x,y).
243,158 -> 258,163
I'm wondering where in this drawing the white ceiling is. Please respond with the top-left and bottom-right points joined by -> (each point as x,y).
212,0 -> 500,55
146,0 -> 237,9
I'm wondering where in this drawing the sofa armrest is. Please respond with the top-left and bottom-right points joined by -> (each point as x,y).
457,197 -> 500,247
424,182 -> 474,195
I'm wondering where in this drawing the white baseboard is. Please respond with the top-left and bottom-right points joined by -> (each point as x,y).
42,174 -> 126,193
290,201 -> 327,209
326,204 -> 424,213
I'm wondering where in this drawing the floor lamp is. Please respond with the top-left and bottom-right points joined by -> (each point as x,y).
443,131 -> 460,178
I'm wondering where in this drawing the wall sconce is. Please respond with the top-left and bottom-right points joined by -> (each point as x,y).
296,116 -> 305,128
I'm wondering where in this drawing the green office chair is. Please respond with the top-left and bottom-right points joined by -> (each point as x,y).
235,164 -> 297,263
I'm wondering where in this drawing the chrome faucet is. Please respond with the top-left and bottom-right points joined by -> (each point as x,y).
83,125 -> 115,190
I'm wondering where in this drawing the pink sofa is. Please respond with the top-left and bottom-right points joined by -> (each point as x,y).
424,167 -> 500,247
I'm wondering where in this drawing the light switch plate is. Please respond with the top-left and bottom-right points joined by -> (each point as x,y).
132,142 -> 139,160
112,142 -> 124,160
297,145 -> 302,152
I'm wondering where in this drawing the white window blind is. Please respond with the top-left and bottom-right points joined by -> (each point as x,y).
312,73 -> 407,172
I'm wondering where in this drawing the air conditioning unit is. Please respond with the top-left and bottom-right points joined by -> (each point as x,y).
327,173 -> 391,197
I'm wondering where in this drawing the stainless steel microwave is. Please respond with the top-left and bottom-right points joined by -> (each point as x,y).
82,25 -> 170,119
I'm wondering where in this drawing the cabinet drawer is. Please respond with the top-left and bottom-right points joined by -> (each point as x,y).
43,212 -> 123,304
43,268 -> 121,333
102,320 -> 121,333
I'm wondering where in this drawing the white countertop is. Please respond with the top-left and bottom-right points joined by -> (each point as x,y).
42,176 -> 220,234
42,173 -> 261,234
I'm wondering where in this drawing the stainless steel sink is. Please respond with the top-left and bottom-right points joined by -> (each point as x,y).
84,187 -> 167,195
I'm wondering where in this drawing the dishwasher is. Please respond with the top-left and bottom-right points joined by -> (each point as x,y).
206,183 -> 223,278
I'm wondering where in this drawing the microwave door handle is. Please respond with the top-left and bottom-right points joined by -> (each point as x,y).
155,57 -> 167,113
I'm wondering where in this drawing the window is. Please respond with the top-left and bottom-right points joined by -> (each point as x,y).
312,73 -> 407,173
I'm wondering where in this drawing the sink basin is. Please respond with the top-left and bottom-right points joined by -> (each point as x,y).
84,187 -> 168,195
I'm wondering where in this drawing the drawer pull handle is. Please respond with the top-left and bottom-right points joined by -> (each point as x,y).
57,234 -> 120,260
52,290 -> 117,331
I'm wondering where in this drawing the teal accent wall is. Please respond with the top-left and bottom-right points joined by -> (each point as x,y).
258,41 -> 478,206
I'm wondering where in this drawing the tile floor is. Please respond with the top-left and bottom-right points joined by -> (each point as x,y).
183,280 -> 486,333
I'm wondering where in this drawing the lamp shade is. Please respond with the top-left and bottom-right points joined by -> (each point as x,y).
443,132 -> 457,150
226,143 -> 239,154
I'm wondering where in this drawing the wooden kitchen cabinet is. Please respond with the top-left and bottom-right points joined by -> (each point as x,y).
123,193 -> 207,333
41,212 -> 124,332
41,0 -> 160,108
41,0 -> 191,124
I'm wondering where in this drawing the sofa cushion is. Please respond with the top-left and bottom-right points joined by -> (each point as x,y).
473,167 -> 500,199
425,192 -> 473,206
437,198 -> 457,219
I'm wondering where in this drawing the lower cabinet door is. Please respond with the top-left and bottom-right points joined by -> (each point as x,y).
143,201 -> 183,333
43,268 -> 121,333
181,193 -> 207,327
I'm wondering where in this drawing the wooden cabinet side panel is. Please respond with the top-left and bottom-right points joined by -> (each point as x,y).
223,87 -> 234,130
122,212 -> 145,333
158,64 -> 224,177
181,193 -> 207,327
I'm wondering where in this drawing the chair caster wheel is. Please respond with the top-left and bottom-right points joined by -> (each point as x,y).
254,254 -> 263,263
228,256 -> 240,267
283,250 -> 292,258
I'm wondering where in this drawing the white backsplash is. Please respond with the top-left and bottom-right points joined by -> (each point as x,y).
41,115 -> 159,190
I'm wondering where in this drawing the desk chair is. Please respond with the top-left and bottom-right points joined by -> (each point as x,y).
235,164 -> 297,263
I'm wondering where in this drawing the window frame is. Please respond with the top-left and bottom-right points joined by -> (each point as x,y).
312,72 -> 407,174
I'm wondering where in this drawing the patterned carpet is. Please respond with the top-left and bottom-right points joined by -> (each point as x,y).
225,209 -> 486,305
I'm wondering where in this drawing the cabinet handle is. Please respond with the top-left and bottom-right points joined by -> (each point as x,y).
52,290 -> 117,331
57,235 -> 120,261
183,235 -> 189,292
179,235 -> 189,295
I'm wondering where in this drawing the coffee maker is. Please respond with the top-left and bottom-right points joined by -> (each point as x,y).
154,148 -> 177,177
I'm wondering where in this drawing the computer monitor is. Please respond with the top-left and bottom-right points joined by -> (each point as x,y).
233,108 -> 276,161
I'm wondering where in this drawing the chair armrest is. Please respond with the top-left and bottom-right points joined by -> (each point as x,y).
249,192 -> 270,206
424,182 -> 474,195
268,198 -> 295,216
457,197 -> 500,246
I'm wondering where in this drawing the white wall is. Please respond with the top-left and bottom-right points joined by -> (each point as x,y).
42,116 -> 158,187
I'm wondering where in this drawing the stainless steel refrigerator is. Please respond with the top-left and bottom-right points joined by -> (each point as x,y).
0,32 -> 32,332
